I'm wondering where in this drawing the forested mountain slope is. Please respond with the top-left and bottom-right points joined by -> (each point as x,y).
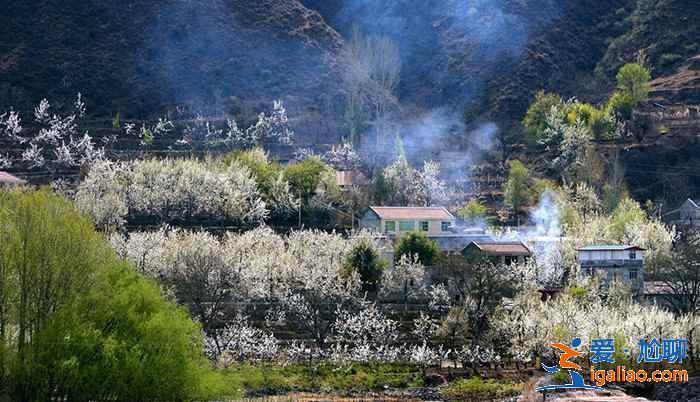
1,0 -> 699,157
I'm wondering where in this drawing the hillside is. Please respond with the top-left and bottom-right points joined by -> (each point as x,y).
2,0 -> 700,200
0,0 -> 345,144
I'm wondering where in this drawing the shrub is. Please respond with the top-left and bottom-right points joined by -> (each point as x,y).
112,112 -> 121,129
606,91 -> 635,121
343,241 -> 386,293
395,231 -> 440,266
661,53 -> 683,66
440,377 -> 521,401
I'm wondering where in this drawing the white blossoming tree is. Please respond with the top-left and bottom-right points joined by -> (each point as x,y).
176,100 -> 294,151
0,94 -> 105,170
76,158 -> 268,228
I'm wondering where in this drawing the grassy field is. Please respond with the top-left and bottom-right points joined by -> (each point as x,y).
212,362 -> 425,399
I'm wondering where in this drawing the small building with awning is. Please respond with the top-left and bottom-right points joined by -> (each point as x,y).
462,240 -> 532,265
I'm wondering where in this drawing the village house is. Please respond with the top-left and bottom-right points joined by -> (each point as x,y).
335,170 -> 369,189
462,240 -> 532,265
359,206 -> 457,237
577,245 -> 645,293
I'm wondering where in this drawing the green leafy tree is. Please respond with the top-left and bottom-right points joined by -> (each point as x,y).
503,160 -> 531,218
606,91 -> 635,121
284,157 -> 330,202
0,190 -> 219,401
342,241 -> 386,293
457,199 -> 489,224
394,231 -> 440,266
616,63 -> 651,105
224,148 -> 281,193
523,91 -> 564,142
609,197 -> 646,239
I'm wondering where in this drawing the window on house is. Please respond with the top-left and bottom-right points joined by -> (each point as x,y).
399,221 -> 415,231
385,221 -> 396,232
441,221 -> 452,232
629,251 -> 636,260
420,221 -> 429,231
629,269 -> 638,280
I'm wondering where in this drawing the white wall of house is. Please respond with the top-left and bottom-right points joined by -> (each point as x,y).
380,218 -> 454,236
578,249 -> 643,262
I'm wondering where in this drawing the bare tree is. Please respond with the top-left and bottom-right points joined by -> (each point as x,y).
341,26 -> 401,149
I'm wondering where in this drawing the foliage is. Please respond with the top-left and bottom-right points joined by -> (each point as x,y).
440,377 -> 521,402
223,148 -> 281,189
73,160 -> 128,230
503,159 -> 531,216
457,198 -> 489,224
494,282 -> 700,365
112,112 -> 121,129
567,102 -> 615,139
284,157 -> 330,202
322,141 -> 362,171
557,193 -> 674,273
114,227 -> 375,347
616,63 -> 651,105
609,197 -> 646,239
343,241 -> 387,293
330,303 -> 399,362
223,148 -> 298,218
657,230 -> 700,315
32,264 -> 216,402
0,189 -> 219,402
394,231 -> 440,266
606,91 -> 635,121
342,26 -> 401,147
523,91 -> 564,142
206,314 -> 279,366
435,255 -> 519,347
